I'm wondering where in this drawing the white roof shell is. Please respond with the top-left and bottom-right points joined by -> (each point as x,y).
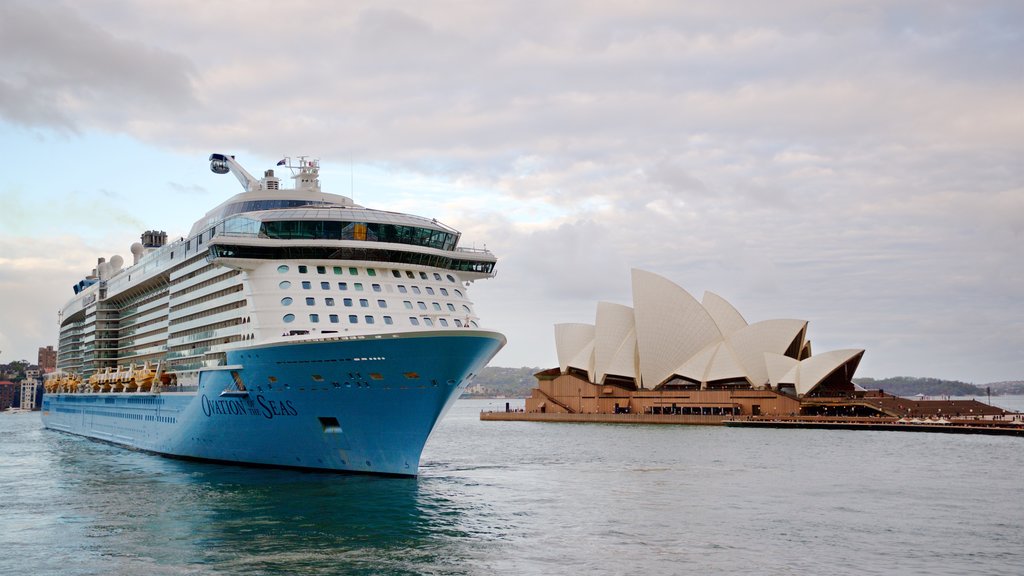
594,302 -> 639,383
552,269 -> 865,395
554,323 -> 596,382
632,269 -> 723,388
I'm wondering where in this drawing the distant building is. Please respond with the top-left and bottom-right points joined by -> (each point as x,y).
0,381 -> 15,411
20,380 -> 39,410
38,346 -> 57,372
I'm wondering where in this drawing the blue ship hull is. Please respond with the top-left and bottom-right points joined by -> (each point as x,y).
41,331 -> 504,476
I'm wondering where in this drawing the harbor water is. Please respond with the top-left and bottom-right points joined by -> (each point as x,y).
2,397 -> 1023,576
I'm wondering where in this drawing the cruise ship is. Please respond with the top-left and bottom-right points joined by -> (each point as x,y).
41,154 -> 505,476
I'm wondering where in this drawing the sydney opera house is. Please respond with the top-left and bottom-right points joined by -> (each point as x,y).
524,269 -> 866,419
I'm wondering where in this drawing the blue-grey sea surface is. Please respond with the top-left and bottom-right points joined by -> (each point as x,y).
2,396 -> 1023,576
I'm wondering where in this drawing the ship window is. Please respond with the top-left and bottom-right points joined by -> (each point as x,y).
454,289 -> 463,297
419,272 -> 427,279
432,302 -> 442,311
398,285 -> 408,293
372,283 -> 381,292
298,265 -> 308,274
439,318 -> 449,327
423,318 -> 434,327
417,302 -> 427,310
462,304 -> 471,313
349,267 -> 358,275
425,287 -> 435,295
383,316 -> 393,325
409,317 -> 420,326
343,298 -> 353,307
356,298 -> 367,307
403,301 -> 412,309
283,314 -> 295,323
320,281 -> 330,290
392,270 -> 401,278
447,303 -> 456,312
447,274 -> 455,283
302,281 -> 311,290
404,270 -> 414,278
365,315 -> 374,324
306,297 -> 315,306
411,286 -> 421,295
329,314 -> 339,323
310,314 -> 320,323
454,319 -> 463,327
367,268 -> 376,276
316,266 -> 326,274
354,283 -> 363,291
440,288 -> 449,296
279,281 -> 291,289
334,266 -> 343,275
377,299 -> 387,308
281,297 -> 293,306
433,273 -> 442,281
338,282 -> 348,290
325,298 -> 335,306
277,265 -> 289,273
348,315 -> 358,324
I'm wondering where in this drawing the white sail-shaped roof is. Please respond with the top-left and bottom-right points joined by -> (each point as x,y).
791,348 -> 864,396
553,269 -> 863,394
594,302 -> 639,383
727,319 -> 808,386
764,352 -> 800,388
673,341 -> 720,384
702,291 -> 748,338
554,323 -> 596,380
632,269 -> 723,388
703,343 -> 750,385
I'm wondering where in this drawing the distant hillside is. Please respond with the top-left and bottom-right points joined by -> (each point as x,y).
463,366 -> 542,398
854,376 -> 995,397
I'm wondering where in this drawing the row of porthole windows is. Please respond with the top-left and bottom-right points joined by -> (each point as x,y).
392,269 -> 457,284
284,313 -> 389,325
282,296 -> 388,309
278,279 -> 465,300
396,284 -> 463,298
278,280 -> 380,292
278,264 -> 377,277
277,263 -> 459,285
401,300 -> 470,314
281,313 -> 478,328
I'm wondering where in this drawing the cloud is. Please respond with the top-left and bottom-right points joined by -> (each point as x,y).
0,0 -> 1022,381
0,1 -> 197,131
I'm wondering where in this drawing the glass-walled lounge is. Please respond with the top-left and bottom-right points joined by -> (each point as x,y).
218,216 -> 459,251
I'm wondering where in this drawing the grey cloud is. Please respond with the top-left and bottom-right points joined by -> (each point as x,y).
0,1 -> 197,130
3,0 -> 1022,380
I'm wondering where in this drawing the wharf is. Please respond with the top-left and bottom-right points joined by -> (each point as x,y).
723,416 -> 1024,436
480,411 -> 727,425
480,411 -> 1024,436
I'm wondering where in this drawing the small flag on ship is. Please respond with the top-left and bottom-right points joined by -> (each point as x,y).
276,158 -> 287,166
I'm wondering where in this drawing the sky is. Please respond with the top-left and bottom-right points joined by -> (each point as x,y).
0,0 -> 1021,383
